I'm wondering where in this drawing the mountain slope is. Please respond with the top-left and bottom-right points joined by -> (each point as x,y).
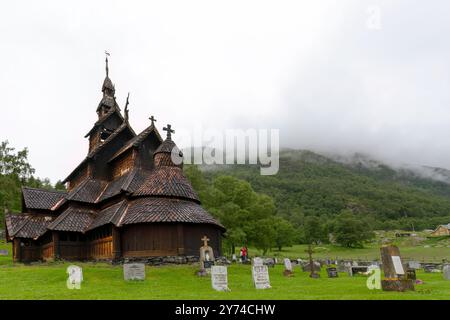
199,149 -> 450,230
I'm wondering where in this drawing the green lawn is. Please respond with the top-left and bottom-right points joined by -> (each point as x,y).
1,242 -> 449,300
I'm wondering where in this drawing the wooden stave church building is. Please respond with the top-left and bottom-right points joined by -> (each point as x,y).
4,58 -> 225,263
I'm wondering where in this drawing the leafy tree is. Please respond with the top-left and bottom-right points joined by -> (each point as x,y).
273,217 -> 296,251
331,210 -> 375,248
303,215 -> 326,244
245,218 -> 277,255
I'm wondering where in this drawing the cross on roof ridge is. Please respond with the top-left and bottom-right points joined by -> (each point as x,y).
149,115 -> 157,126
163,124 -> 175,140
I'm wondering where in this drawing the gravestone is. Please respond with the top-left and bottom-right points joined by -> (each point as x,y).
252,265 -> 271,289
232,254 -> 237,263
66,265 -> 83,289
406,268 -> 416,280
380,245 -> 414,292
423,264 -> 440,273
408,261 -> 421,270
0,249 -> 8,256
198,236 -> 215,276
211,266 -> 230,292
124,263 -> 145,281
264,258 -> 275,268
367,265 -> 381,290
349,266 -> 369,276
283,258 -> 293,277
252,257 -> 264,267
301,262 -> 321,273
443,265 -> 450,280
326,267 -> 338,278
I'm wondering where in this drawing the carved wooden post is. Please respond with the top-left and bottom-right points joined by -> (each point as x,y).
52,232 -> 60,260
112,226 -> 121,261
13,238 -> 21,262
177,224 -> 184,255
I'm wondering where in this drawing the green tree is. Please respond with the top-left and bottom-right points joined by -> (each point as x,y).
303,215 -> 326,244
245,218 -> 277,255
331,210 -> 375,248
273,217 -> 296,251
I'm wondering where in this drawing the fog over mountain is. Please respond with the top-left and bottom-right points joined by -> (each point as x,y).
1,1 -> 450,182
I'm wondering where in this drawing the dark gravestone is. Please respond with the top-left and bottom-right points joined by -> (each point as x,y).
351,266 -> 368,276
302,262 -> 321,273
327,267 -> 338,278
203,260 -> 214,269
423,264 -> 439,273
380,245 -> 414,292
406,268 -> 416,280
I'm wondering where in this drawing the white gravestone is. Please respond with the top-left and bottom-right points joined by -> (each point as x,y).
408,261 -> 421,270
211,266 -> 230,292
284,258 -> 293,272
124,263 -> 146,281
443,265 -> 450,280
391,256 -> 405,275
252,265 -> 271,289
66,265 -> 83,289
366,266 -> 381,290
0,250 -> 8,256
252,257 -> 264,267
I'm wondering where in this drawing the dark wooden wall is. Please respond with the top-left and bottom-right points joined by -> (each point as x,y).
121,223 -> 222,258
183,224 -> 222,256
121,223 -> 178,257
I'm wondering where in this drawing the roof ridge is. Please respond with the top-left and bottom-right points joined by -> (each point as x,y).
110,200 -> 128,225
22,186 -> 67,194
117,201 -> 129,227
108,124 -> 162,163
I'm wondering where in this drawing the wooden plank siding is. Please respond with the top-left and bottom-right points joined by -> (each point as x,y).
121,224 -> 178,257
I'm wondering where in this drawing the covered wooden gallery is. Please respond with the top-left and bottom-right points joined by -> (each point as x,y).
4,58 -> 225,263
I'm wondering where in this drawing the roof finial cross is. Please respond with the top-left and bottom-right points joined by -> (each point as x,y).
201,235 -> 210,247
124,93 -> 130,121
149,115 -> 157,126
163,124 -> 175,140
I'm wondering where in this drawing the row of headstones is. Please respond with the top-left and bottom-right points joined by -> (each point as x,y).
65,258 -> 450,291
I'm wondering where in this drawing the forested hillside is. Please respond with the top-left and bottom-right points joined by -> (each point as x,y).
197,149 -> 450,231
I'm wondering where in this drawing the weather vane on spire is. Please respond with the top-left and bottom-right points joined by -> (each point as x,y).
105,50 -> 110,77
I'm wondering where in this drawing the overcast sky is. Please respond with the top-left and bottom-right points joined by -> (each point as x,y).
1,0 -> 450,182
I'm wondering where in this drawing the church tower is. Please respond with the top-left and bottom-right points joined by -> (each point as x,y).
85,56 -> 125,153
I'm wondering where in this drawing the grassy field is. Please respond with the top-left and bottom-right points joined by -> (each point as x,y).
1,241 -> 449,300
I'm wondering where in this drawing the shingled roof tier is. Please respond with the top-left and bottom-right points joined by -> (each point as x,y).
66,179 -> 108,204
86,200 -> 127,231
133,167 -> 199,202
48,207 -> 96,232
121,197 -> 224,229
5,214 -> 53,239
22,187 -> 67,210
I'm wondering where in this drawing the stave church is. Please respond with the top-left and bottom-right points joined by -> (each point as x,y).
4,57 -> 225,263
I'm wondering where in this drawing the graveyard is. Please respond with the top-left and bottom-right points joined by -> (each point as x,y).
1,240 -> 449,300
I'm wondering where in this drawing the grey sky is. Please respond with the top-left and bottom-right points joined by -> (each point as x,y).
1,0 -> 450,182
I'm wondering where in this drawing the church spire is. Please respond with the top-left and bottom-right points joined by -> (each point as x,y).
105,53 -> 109,77
97,52 -> 118,118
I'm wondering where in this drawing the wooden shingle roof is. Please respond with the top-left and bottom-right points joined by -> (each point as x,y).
5,214 -> 53,239
133,167 -> 200,202
22,187 -> 67,210
121,197 -> 223,229
48,207 -> 95,232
